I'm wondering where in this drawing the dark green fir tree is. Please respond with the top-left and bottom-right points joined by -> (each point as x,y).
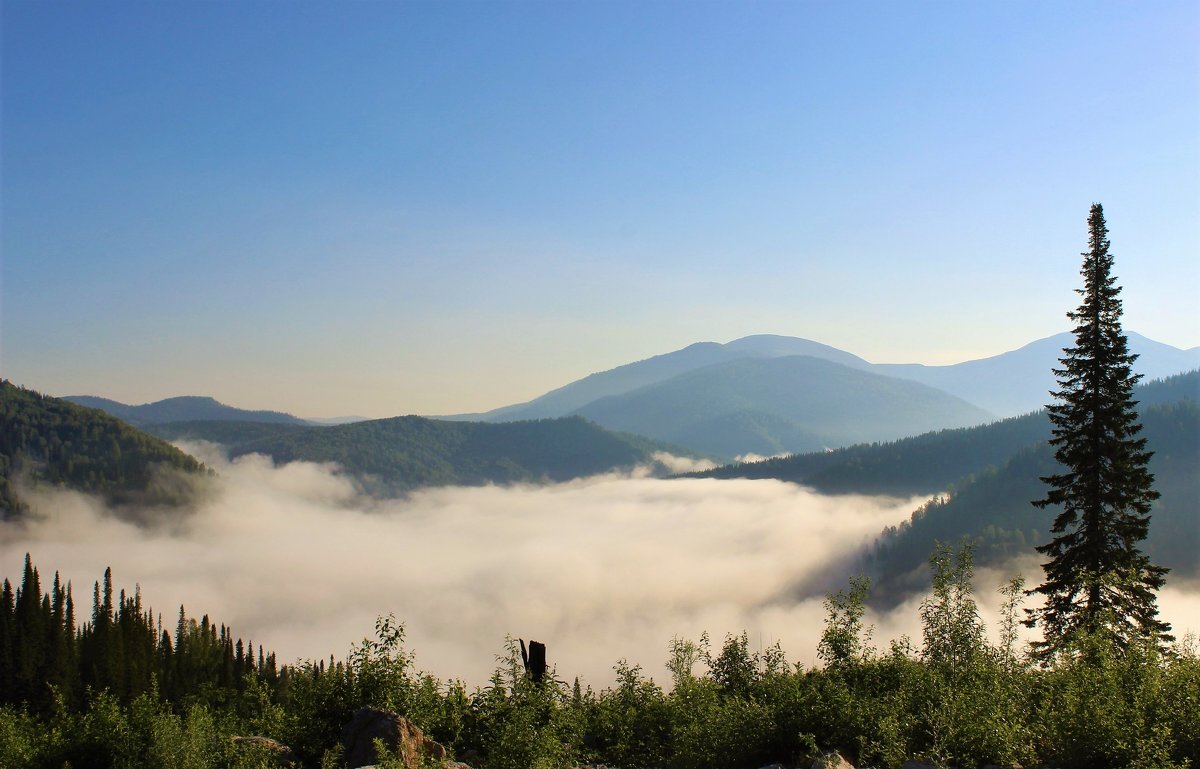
1026,203 -> 1171,660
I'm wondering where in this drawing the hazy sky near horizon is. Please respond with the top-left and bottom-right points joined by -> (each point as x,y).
3,0 -> 1198,418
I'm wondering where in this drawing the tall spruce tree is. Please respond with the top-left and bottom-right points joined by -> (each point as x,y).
1026,203 -> 1171,660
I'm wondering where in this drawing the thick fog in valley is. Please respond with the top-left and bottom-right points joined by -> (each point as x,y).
3,446 -> 1198,689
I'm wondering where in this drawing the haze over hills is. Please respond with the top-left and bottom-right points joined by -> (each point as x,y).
63,331 -> 1197,461
875,331 -> 1200,417
452,331 -> 1198,454
457,334 -> 875,423
572,355 -> 992,459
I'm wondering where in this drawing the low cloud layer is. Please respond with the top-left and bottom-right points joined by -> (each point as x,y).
3,449 -> 1197,688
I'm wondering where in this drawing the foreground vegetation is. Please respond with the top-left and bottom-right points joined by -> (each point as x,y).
3,547 -> 1196,769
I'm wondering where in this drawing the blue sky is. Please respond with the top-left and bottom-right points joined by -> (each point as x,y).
2,0 -> 1197,417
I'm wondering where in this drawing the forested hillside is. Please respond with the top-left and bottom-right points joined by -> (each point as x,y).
148,415 -> 686,494
0,382 -> 207,517
685,411 -> 1050,496
864,398 -> 1199,601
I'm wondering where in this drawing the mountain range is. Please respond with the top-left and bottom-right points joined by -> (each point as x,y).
454,331 -> 1198,458
63,331 -> 1198,461
2,382 -> 694,507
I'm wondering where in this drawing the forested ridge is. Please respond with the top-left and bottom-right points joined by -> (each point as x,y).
147,415 -> 690,495
0,381 -> 207,518
687,371 -> 1199,602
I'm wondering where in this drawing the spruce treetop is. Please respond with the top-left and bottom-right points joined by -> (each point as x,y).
1026,203 -> 1171,661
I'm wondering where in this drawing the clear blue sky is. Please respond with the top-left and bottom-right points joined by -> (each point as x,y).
3,0 -> 1197,417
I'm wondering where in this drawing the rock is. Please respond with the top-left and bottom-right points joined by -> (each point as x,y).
231,736 -> 298,767
813,751 -> 855,769
340,706 -> 450,768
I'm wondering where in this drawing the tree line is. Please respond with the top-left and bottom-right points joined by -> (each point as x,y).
0,555 -> 283,717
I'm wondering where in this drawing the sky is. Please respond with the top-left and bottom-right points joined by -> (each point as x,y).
2,0 -> 1198,419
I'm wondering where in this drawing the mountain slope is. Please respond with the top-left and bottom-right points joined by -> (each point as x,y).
570,355 -> 994,459
148,415 -> 690,494
63,394 -> 308,426
1,381 -> 207,517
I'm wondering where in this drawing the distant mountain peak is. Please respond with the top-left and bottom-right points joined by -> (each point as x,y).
63,394 -> 308,427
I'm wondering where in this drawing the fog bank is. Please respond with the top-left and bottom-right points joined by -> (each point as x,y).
3,448 -> 1196,687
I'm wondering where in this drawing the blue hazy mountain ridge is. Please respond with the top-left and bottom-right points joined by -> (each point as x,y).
453,335 -> 874,423
63,395 -> 309,427
570,355 -> 994,459
875,331 -> 1200,417
460,332 -> 1198,436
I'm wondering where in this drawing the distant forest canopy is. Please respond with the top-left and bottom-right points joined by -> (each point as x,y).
0,381 -> 208,518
